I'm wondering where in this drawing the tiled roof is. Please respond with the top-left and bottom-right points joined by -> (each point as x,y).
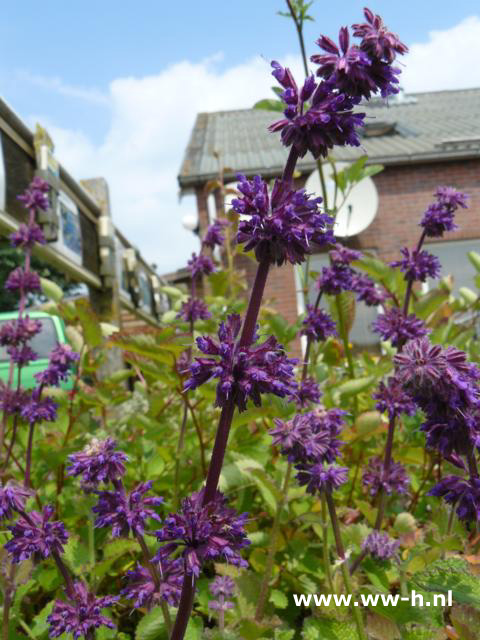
178,88 -> 480,189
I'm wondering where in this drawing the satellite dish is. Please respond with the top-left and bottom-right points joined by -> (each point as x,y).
305,162 -> 378,237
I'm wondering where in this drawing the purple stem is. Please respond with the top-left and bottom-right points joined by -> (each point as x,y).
301,290 -> 322,383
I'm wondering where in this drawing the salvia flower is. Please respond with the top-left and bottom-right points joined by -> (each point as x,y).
429,475 -> 480,523
185,314 -> 298,412
0,316 -> 42,347
187,253 -> 216,278
209,575 -> 235,613
351,273 -> 388,306
295,376 -> 322,408
177,298 -> 212,323
317,264 -> 354,295
67,438 -> 128,486
155,490 -> 250,578
0,386 -> 29,416
17,176 -> 50,212
269,61 -> 365,159
7,344 -> 38,366
10,222 -> 46,248
0,482 -> 33,521
329,244 -> 362,265
373,378 -> 417,420
312,27 -> 401,100
5,267 -> 41,293
362,531 -> 400,561
352,8 -> 408,63
35,343 -> 79,386
296,462 -> 348,495
20,392 -> 57,425
121,558 -> 183,608
301,305 -> 337,342
362,456 -> 409,496
203,219 -> 228,249
5,505 -> 68,562
93,481 -> 163,537
372,308 -> 429,347
390,248 -> 441,282
233,175 -> 334,265
47,581 -> 118,639
420,186 -> 469,238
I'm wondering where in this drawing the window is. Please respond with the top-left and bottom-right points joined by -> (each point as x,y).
0,317 -> 58,362
53,191 -> 83,265
138,270 -> 152,312
308,252 -> 380,347
426,239 -> 479,294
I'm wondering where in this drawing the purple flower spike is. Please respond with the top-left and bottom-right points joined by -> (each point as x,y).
10,223 -> 46,249
362,531 -> 400,561
177,298 -> 212,323
390,248 -> 441,282
295,376 -> 322,408
7,344 -> 38,366
21,392 -> 57,425
93,482 -> 163,537
5,267 -> 41,293
210,575 -> 235,598
187,253 -> 216,278
374,378 -> 417,420
362,456 -> 409,496
155,490 -> 250,578
121,558 -> 183,608
0,483 -> 33,521
185,314 -> 298,412
429,475 -> 480,523
203,219 -> 228,249
17,177 -> 50,212
329,244 -> 362,265
296,463 -> 348,495
5,505 -> 68,563
0,316 -> 42,347
67,438 -> 128,487
301,305 -> 337,342
372,308 -> 429,347
233,175 -> 334,266
47,581 -> 118,639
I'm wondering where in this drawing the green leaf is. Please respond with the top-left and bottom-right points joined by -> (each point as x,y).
468,251 -> 480,273
412,557 -> 480,608
253,98 -> 284,112
243,467 -> 282,514
135,606 -> 167,640
270,588 -> 288,609
336,376 -> 375,398
303,617 -> 358,640
75,298 -> 103,347
30,601 -> 54,638
459,287 -> 478,305
40,277 -> 64,302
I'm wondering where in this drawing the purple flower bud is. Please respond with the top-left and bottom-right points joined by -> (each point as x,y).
203,219 -> 228,249
420,186 -> 469,238
352,8 -> 408,63
373,378 -> 417,420
0,483 -> 33,521
121,558 -> 183,608
362,456 -> 409,496
176,298 -> 211,323
187,253 -> 216,278
317,264 -> 354,295
329,244 -> 362,265
294,376 -> 322,409
185,314 -> 298,412
351,273 -> 387,306
5,267 -> 41,293
301,305 -> 337,342
155,490 -> 250,578
372,308 -> 429,347
7,344 -> 38,366
93,482 -> 163,537
390,248 -> 441,282
17,177 -> 50,212
10,223 -> 46,249
362,531 -> 400,560
47,581 -> 118,639
296,462 -> 349,495
67,438 -> 128,487
35,343 -> 79,386
429,475 -> 480,523
210,575 -> 235,598
5,505 -> 68,563
21,393 -> 57,425
233,175 -> 334,266
0,316 -> 42,347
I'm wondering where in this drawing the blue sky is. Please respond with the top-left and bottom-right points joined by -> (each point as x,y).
2,1 -> 480,271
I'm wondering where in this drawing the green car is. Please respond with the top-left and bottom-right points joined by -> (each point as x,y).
0,310 -> 74,390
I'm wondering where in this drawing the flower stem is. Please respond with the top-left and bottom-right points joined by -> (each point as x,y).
325,491 -> 367,640
255,462 -> 292,621
135,532 -> 172,634
321,492 -> 334,591
24,422 -> 35,489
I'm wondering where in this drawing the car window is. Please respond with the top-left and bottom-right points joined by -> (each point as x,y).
0,317 -> 59,362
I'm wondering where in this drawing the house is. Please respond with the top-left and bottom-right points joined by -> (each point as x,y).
177,88 -> 480,345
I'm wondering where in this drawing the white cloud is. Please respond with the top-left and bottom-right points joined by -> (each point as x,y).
19,71 -> 109,106
29,54 -> 302,274
402,16 -> 480,92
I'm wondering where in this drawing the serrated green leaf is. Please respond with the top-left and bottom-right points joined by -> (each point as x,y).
413,557 -> 480,608
135,607 -> 167,640
303,616 -> 358,640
